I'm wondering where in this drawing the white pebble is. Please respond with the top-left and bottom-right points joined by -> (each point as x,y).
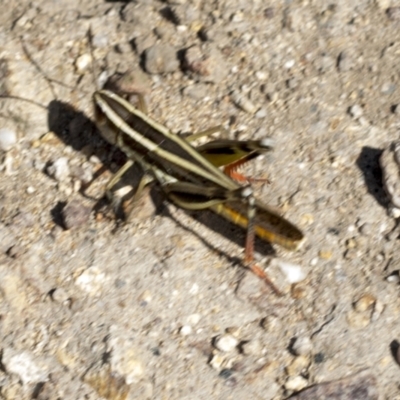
389,205 -> 400,218
277,261 -> 307,283
284,375 -> 308,391
292,336 -> 313,356
75,267 -> 106,295
376,0 -> 390,9
180,325 -> 192,336
48,157 -> 70,182
209,353 -> 225,370
231,91 -> 258,114
214,334 -> 238,352
75,53 -> 92,73
255,108 -> 268,118
187,313 -> 201,325
386,274 -> 400,283
0,128 -> 17,151
255,71 -> 268,80
349,104 -> 363,119
92,33 -> 108,48
2,349 -> 48,385
241,340 -> 262,356
189,283 -> 199,295
284,59 -> 295,69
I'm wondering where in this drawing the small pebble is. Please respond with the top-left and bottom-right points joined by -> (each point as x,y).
184,46 -> 205,75
231,91 -> 258,114
166,0 -> 187,4
104,69 -> 151,96
75,53 -> 92,73
314,352 -> 325,363
179,325 -> 192,336
62,199 -> 91,230
376,0 -> 390,9
264,7 -> 275,19
187,314 -> 201,325
225,326 -> 240,337
318,249 -> 333,260
241,340 -> 262,356
47,157 -> 70,182
0,128 -> 17,151
287,77 -> 298,89
284,59 -> 295,69
2,349 -> 48,385
183,45 -> 227,83
144,44 -> 179,74
353,294 -> 376,313
381,142 -> 400,210
291,336 -> 313,356
348,104 -> 363,119
286,355 -> 310,376
183,84 -> 208,100
277,261 -> 306,284
344,248 -> 359,260
92,33 -> 108,48
50,287 -> 70,304
219,368 -> 233,379
224,376 -> 237,387
6,244 -> 23,259
209,353 -> 225,370
214,334 -> 238,352
255,71 -> 268,80
386,272 -> 400,283
291,284 -> 307,299
346,310 -> 371,329
285,375 -> 308,392
0,223 -> 16,253
387,7 -> 400,20
389,205 -> 400,218
261,315 -> 281,332
255,108 -> 268,118
75,266 -> 106,295
345,238 -> 357,249
138,290 -> 152,305
359,223 -> 372,236
337,50 -> 354,72
371,299 -> 384,322
381,82 -> 396,94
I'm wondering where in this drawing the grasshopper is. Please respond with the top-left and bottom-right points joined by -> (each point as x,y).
93,89 -> 304,295
5,36 -> 303,294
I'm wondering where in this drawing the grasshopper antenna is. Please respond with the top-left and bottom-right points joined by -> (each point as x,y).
19,36 -> 74,99
87,26 -> 98,91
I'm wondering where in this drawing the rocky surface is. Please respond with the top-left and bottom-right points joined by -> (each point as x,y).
0,0 -> 400,399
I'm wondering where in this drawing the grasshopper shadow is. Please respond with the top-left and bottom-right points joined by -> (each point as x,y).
47,99 -> 121,159
356,146 -> 388,208
149,187 -> 275,261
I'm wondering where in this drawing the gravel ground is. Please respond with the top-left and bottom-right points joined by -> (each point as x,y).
0,1 -> 400,399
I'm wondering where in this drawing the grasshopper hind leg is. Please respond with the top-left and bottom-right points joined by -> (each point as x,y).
242,190 -> 283,296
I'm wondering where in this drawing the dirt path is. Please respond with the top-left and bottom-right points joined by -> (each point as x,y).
0,1 -> 399,399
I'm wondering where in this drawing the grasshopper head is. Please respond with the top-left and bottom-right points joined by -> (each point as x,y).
93,91 -> 122,145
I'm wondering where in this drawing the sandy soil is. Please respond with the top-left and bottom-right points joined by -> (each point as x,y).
0,1 -> 399,399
